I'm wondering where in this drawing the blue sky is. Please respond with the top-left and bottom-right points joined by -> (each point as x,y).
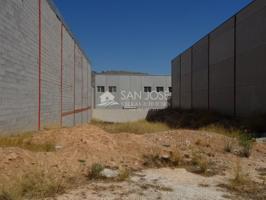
53,0 -> 252,75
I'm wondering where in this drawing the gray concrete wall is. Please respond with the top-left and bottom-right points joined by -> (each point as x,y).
209,18 -> 235,115
192,36 -> 209,110
0,0 -> 39,133
180,49 -> 192,109
94,74 -> 171,110
171,0 -> 266,116
236,0 -> 266,115
0,0 -> 92,134
171,56 -> 180,108
41,0 -> 61,128
93,109 -> 150,123
62,25 -> 75,127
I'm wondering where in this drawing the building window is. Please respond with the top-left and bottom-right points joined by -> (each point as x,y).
144,86 -> 152,93
156,87 -> 164,92
109,86 -> 117,93
168,87 -> 172,93
97,86 -> 105,93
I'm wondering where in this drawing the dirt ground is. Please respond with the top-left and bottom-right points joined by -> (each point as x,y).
50,168 -> 229,200
0,124 -> 266,199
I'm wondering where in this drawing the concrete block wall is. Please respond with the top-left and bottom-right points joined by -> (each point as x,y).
171,0 -> 266,116
41,0 -> 61,128
62,25 -> 75,127
171,56 -> 180,108
192,36 -> 209,110
180,49 -> 192,109
0,0 -> 39,133
209,18 -> 235,115
236,0 -> 266,115
0,0 -> 92,134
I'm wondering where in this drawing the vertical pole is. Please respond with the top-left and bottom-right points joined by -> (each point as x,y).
60,24 -> 63,127
208,34 -> 210,111
73,44 -> 76,125
87,62 -> 89,122
191,48 -> 193,110
81,57 -> 83,123
38,0 -> 42,130
234,16 -> 237,117
179,56 -> 182,109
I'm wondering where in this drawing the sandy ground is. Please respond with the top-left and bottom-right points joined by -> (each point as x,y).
1,124 -> 266,199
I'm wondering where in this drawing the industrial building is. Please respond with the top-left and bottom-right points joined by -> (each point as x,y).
0,0 -> 92,134
92,72 -> 171,122
93,72 -> 171,109
171,0 -> 266,116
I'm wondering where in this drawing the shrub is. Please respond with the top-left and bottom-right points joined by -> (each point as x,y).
143,147 -> 181,168
239,135 -> 253,158
189,151 -> 209,175
170,149 -> 182,166
88,163 -> 104,180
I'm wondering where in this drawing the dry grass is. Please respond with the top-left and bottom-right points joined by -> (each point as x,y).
147,108 -> 266,138
238,135 -> 253,158
0,132 -> 55,152
224,138 -> 233,153
87,163 -> 130,182
93,111 -> 256,159
189,151 -> 209,175
117,166 -> 130,181
230,160 -> 250,187
143,147 -> 181,168
0,168 -> 66,200
92,119 -> 171,134
218,160 -> 266,200
147,108 -> 266,135
148,109 -> 258,158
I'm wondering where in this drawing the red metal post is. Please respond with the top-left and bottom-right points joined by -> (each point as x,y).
60,24 -> 63,127
73,44 -> 76,125
38,0 -> 42,130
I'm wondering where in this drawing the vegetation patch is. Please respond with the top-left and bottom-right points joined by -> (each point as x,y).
146,108 -> 266,136
0,169 -> 66,200
0,133 -> 55,152
92,119 -> 171,134
87,163 -> 105,180
186,151 -> 215,176
238,135 -> 253,158
218,160 -> 266,200
117,167 -> 131,181
143,148 -> 181,168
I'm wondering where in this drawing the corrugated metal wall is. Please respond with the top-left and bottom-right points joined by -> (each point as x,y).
0,0 -> 92,134
171,0 -> 266,116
